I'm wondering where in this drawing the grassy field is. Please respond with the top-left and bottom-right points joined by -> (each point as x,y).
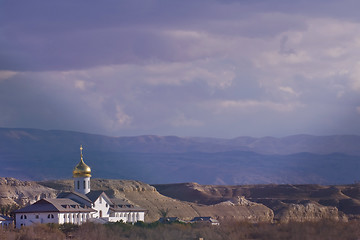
1,220 -> 360,240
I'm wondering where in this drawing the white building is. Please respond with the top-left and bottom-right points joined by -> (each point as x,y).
14,146 -> 146,228
15,198 -> 95,228
0,215 -> 13,227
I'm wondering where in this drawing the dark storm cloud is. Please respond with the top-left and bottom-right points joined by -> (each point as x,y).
0,0 -> 331,71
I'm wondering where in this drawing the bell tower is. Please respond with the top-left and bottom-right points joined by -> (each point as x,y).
73,145 -> 91,194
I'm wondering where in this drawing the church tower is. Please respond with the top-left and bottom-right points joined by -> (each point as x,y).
73,145 -> 91,194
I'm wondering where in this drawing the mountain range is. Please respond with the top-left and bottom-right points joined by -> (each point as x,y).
1,128 -> 360,185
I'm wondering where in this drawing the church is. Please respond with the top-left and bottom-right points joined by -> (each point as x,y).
14,146 -> 146,228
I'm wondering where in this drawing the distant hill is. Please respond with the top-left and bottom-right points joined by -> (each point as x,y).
1,128 -> 360,184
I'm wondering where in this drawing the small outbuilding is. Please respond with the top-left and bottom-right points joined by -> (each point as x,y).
190,217 -> 220,225
158,217 -> 181,223
0,215 -> 13,227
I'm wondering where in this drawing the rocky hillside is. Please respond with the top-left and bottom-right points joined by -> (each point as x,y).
0,178 -> 272,222
154,183 -> 360,222
0,177 -> 57,206
1,177 -> 354,223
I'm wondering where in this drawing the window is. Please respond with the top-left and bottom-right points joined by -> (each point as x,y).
83,180 -> 86,189
99,197 -> 102,204
77,181 -> 80,189
48,214 -> 54,219
35,215 -> 39,219
20,215 -> 27,219
106,204 -> 108,207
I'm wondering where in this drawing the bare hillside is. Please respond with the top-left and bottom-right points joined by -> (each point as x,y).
38,179 -> 273,222
2,177 -> 353,223
0,177 -> 57,206
154,183 -> 355,222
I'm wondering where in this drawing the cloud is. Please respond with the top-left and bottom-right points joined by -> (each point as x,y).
278,86 -> 301,97
357,106 -> 360,114
350,62 -> 360,91
0,71 -> 17,81
114,105 -> 133,128
1,1 -> 360,137
208,99 -> 305,113
144,61 -> 235,89
170,112 -> 203,127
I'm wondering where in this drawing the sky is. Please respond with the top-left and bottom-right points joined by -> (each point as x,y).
1,0 -> 360,138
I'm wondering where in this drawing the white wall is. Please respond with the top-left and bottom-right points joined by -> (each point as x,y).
15,212 -> 59,228
92,195 -> 111,219
109,211 -> 145,223
60,212 -> 92,225
15,212 -> 94,228
74,177 -> 91,195
0,220 -> 13,227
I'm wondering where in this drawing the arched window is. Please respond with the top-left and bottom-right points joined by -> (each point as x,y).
83,180 -> 86,189
48,214 -> 54,219
20,215 -> 23,219
77,180 -> 80,189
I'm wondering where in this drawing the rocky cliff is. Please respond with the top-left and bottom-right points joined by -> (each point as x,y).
154,183 -> 356,222
0,177 -> 57,206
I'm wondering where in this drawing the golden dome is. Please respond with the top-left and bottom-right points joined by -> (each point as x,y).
73,145 -> 91,178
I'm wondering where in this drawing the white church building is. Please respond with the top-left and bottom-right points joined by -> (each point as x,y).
14,146 -> 146,228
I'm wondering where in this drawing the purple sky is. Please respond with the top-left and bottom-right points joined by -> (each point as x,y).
1,0 -> 360,138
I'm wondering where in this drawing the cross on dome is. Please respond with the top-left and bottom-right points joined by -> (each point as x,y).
73,145 -> 91,178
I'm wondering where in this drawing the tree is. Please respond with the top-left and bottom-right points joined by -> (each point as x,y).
158,208 -> 171,218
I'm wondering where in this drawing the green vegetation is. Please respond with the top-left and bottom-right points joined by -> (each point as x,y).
158,207 -> 171,218
2,220 -> 360,240
0,204 -> 19,217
